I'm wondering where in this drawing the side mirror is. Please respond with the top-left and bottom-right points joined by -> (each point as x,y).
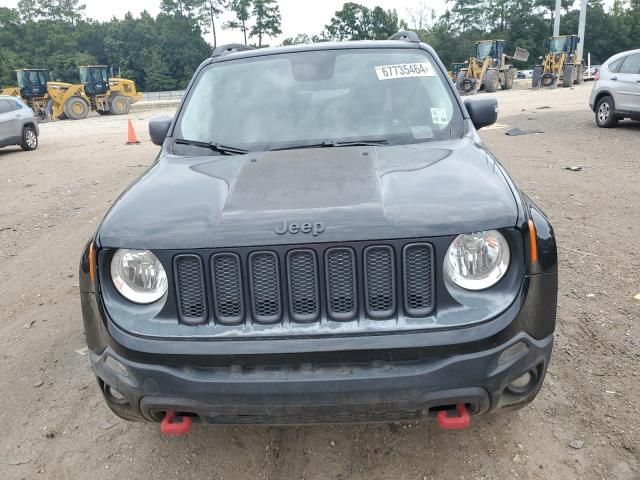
464,97 -> 498,130
149,116 -> 172,146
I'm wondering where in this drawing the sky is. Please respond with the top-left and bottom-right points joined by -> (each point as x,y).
2,0 -> 447,45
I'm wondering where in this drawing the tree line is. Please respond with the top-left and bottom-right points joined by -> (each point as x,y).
1,0 -> 638,93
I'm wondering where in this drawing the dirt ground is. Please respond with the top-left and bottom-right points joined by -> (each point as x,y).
1,84 -> 639,480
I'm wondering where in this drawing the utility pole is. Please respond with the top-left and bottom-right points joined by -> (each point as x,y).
577,0 -> 588,61
553,0 -> 562,36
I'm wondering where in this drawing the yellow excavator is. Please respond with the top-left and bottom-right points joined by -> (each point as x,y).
532,35 -> 584,88
0,66 -> 142,120
78,65 -> 142,115
456,40 -> 529,95
0,69 -> 89,120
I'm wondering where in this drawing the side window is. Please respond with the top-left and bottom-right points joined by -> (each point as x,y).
9,100 -> 23,111
619,54 -> 640,74
0,100 -> 12,114
608,57 -> 624,73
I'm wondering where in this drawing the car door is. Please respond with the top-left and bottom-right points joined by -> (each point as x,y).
613,53 -> 640,113
0,100 -> 16,143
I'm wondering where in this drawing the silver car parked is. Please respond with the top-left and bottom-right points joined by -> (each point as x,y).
589,49 -> 640,128
0,95 -> 39,151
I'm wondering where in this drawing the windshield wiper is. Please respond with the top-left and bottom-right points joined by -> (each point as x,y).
271,139 -> 389,151
174,138 -> 248,155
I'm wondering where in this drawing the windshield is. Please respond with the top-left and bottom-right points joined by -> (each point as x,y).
549,38 -> 569,53
18,70 -> 46,89
477,42 -> 495,59
176,48 -> 464,152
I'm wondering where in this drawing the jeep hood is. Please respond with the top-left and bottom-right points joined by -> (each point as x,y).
98,137 -> 519,249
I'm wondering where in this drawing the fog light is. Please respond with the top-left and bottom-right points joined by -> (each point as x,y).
105,356 -> 129,377
498,342 -> 528,365
108,386 -> 126,401
510,372 -> 533,390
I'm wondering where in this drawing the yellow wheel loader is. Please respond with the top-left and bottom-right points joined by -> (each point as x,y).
456,40 -> 529,95
1,69 -> 89,120
78,66 -> 142,115
532,35 -> 584,88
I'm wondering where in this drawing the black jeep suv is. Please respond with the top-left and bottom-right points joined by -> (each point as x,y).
80,32 -> 557,431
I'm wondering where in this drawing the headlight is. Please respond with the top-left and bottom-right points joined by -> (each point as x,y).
444,230 -> 510,291
111,249 -> 168,304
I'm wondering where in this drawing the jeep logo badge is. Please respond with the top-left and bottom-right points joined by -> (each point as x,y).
275,220 -> 325,236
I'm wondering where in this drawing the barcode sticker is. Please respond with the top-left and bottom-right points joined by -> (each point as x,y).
431,108 -> 449,125
375,63 -> 435,80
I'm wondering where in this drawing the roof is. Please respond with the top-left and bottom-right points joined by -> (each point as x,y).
209,37 -> 424,64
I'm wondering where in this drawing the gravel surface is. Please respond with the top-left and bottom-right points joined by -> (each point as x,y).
0,84 -> 638,479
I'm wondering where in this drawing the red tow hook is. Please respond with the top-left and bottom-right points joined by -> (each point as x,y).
160,410 -> 192,436
436,404 -> 471,430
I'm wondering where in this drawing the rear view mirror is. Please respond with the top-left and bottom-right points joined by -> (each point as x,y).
149,116 -> 172,146
464,97 -> 498,130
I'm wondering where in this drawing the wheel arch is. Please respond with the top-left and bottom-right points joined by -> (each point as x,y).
593,90 -> 615,111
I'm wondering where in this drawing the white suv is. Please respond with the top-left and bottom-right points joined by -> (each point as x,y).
0,96 -> 39,150
589,49 -> 640,128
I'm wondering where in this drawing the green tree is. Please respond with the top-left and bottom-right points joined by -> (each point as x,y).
18,0 -> 86,24
250,0 -> 281,47
225,0 -> 252,45
325,3 -> 372,40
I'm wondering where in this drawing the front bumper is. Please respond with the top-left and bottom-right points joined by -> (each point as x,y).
92,332 -> 553,425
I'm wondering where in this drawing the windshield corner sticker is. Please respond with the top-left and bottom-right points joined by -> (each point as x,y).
375,63 -> 435,80
431,107 -> 449,125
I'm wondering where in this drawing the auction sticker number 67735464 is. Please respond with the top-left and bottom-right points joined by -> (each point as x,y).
375,63 -> 435,80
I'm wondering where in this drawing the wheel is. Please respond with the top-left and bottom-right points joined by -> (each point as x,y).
595,96 -> 618,128
456,70 -> 474,94
563,64 -> 575,88
484,69 -> 499,93
501,69 -> 515,90
20,125 -> 38,151
64,97 -> 89,120
110,95 -> 130,115
541,73 -> 556,87
532,66 -> 543,88
575,64 -> 585,85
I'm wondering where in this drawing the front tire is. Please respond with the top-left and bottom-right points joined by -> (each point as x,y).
20,125 -> 38,151
64,97 -> 89,120
110,95 -> 130,115
456,70 -> 474,95
575,64 -> 585,85
501,69 -> 515,90
595,96 -> 618,128
532,66 -> 543,88
563,64 -> 575,88
484,68 -> 499,93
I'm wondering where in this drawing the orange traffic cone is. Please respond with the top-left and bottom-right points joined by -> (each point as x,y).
126,119 -> 141,145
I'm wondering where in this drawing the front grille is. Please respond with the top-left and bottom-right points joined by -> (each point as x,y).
364,246 -> 396,319
211,253 -> 243,324
173,240 -> 434,327
249,251 -> 282,323
174,255 -> 207,324
403,244 -> 434,316
325,248 -> 357,320
287,250 -> 320,322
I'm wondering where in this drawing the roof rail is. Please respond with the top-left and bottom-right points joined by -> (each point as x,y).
212,43 -> 256,58
388,31 -> 420,43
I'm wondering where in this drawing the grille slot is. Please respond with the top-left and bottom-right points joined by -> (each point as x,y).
249,251 -> 282,323
364,246 -> 396,319
287,249 -> 320,322
403,243 -> 434,316
211,253 -> 244,324
325,248 -> 357,320
174,255 -> 207,324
